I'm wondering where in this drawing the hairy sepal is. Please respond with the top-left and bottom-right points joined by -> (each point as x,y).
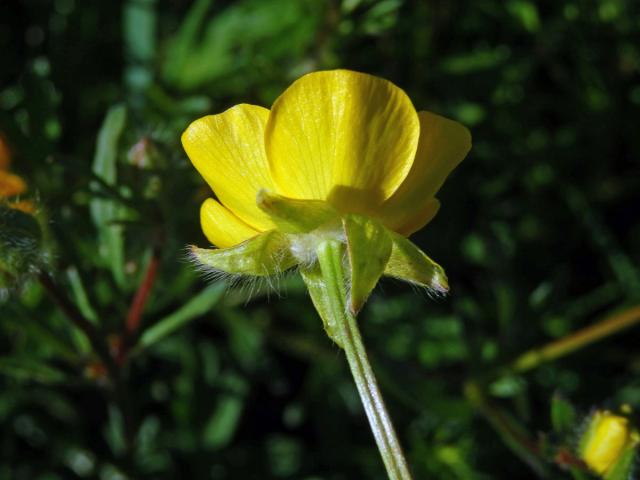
384,232 -> 449,293
256,189 -> 338,233
190,230 -> 295,277
343,214 -> 392,314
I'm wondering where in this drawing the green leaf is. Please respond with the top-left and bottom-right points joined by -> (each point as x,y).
123,0 -> 157,64
384,232 -> 448,293
190,230 -> 296,276
343,214 -> 392,314
202,394 -> 244,450
89,105 -> 127,288
0,357 -> 66,384
138,283 -> 226,349
551,393 -> 577,435
66,267 -> 98,324
162,0 -> 321,91
256,189 -> 338,233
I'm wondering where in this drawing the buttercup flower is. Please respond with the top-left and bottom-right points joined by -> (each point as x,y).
183,69 -> 470,314
183,70 -> 470,479
580,410 -> 639,477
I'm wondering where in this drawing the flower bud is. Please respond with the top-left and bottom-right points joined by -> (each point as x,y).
579,410 -> 637,476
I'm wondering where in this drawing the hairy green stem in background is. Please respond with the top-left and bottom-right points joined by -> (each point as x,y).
509,304 -> 640,374
316,240 -> 414,480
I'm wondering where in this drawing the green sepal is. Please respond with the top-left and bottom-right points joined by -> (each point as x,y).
190,230 -> 295,276
343,214 -> 392,314
384,232 -> 449,293
604,434 -> 639,480
299,263 -> 343,347
256,189 -> 338,233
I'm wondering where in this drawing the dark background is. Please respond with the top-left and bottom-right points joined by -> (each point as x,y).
1,0 -> 639,479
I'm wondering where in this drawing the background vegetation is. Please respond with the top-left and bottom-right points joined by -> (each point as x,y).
1,0 -> 639,479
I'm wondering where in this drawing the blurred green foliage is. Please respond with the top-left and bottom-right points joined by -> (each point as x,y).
1,0 -> 640,479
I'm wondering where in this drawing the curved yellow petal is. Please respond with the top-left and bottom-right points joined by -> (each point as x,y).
378,111 -> 470,235
182,104 -> 277,231
394,198 -> 441,237
0,171 -> 26,197
265,70 -> 419,214
200,198 -> 260,249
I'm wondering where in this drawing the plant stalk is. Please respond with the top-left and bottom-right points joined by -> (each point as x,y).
316,240 -> 414,480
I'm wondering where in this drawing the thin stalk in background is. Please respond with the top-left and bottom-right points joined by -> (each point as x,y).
316,240 -> 414,480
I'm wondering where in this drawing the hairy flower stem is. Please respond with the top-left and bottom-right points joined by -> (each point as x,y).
316,240 -> 414,480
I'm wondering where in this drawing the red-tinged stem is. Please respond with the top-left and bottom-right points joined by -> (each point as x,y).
125,254 -> 159,335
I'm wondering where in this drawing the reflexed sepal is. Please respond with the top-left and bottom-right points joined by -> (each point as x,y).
384,232 -> 448,293
343,214 -> 392,314
256,189 -> 339,233
300,263 -> 343,347
189,230 -> 295,276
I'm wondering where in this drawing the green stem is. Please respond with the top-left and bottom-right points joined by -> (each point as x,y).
316,240 -> 413,480
509,304 -> 640,374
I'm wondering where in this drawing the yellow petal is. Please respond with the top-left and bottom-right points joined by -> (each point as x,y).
182,104 -> 277,231
378,111 -> 470,234
394,198 -> 441,237
200,198 -> 260,249
265,70 -> 419,214
0,171 -> 27,197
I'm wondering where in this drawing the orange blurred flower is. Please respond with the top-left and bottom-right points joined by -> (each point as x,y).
0,134 -> 34,213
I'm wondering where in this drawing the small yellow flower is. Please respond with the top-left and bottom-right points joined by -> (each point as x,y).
183,70 -> 471,314
580,410 -> 638,476
0,170 -> 27,198
0,135 -> 34,213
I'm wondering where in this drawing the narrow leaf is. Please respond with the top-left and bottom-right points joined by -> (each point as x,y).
90,105 -> 127,288
343,214 -> 392,314
384,232 -> 449,293
138,283 -> 226,349
0,357 -> 66,384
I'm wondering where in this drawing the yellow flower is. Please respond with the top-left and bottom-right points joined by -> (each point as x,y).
183,69 -> 470,246
579,410 -> 639,477
0,170 -> 27,198
183,70 -> 471,315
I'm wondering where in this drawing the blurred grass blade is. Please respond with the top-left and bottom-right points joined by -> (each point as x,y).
90,105 -> 127,289
124,0 -> 157,91
138,283 -> 226,349
161,0 -> 212,86
66,267 -> 98,324
565,187 -> 640,299
124,0 -> 157,64
203,394 -> 244,449
0,357 -> 66,384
